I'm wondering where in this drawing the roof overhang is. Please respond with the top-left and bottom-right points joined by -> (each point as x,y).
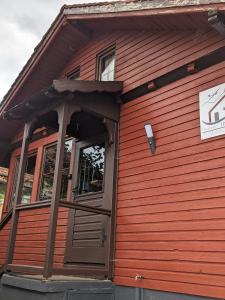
3,79 -> 123,122
1,1 -> 225,119
64,0 -> 225,17
0,79 -> 123,166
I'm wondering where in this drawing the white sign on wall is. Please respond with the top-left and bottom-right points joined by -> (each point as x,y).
199,83 -> 225,140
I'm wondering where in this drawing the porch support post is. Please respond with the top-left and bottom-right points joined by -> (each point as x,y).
5,120 -> 36,269
103,118 -> 118,278
44,103 -> 70,278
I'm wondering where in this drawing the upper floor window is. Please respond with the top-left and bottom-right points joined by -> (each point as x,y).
97,47 -> 115,81
67,67 -> 80,80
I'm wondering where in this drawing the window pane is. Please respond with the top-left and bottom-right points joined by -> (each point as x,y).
21,153 -> 37,204
40,174 -> 54,201
78,143 -> 105,195
61,140 -> 73,199
9,159 -> 20,208
39,139 -> 73,201
0,167 -> 8,217
68,68 -> 80,80
100,51 -> 115,81
10,154 -> 37,205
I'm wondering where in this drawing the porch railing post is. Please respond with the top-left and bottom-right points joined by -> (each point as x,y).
5,121 -> 35,270
43,103 -> 70,278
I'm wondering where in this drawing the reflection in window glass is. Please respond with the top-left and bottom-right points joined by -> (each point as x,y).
0,167 -> 9,217
78,143 -> 105,195
99,51 -> 115,81
22,154 -> 37,203
11,153 -> 37,205
39,139 -> 72,201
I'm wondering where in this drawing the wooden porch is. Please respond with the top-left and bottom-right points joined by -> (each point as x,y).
0,79 -> 122,280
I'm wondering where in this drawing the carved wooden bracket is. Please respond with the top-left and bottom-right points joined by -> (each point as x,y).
103,118 -> 116,146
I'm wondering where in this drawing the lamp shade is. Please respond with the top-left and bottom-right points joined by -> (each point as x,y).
144,124 -> 153,138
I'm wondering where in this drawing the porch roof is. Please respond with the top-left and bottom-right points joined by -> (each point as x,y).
0,79 -> 123,166
3,80 -> 123,121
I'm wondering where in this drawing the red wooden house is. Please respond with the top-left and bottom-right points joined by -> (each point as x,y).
1,1 -> 225,299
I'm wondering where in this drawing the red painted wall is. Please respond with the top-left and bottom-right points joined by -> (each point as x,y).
0,220 -> 11,267
2,26 -> 225,298
114,61 -> 225,299
62,28 -> 225,299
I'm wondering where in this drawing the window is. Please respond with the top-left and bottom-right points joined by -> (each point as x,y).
97,47 -> 115,81
77,143 -> 105,195
67,67 -> 80,80
0,167 -> 8,217
215,112 -> 220,122
39,139 -> 72,201
10,152 -> 37,205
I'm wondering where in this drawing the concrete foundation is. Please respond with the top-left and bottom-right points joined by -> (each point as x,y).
115,286 -> 218,300
0,274 -> 114,300
0,274 -> 219,300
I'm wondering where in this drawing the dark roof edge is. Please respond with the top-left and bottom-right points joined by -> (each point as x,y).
2,0 -> 225,115
0,6 -> 66,115
64,0 -> 225,15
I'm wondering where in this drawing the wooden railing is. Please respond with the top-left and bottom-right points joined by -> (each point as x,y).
0,209 -> 12,230
1,200 -> 111,278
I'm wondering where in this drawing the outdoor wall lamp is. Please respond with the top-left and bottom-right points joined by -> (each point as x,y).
144,124 -> 156,155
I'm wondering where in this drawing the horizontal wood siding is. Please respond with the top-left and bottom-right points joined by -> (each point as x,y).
1,26 -> 225,297
114,59 -> 225,299
54,207 -> 69,268
13,207 -> 50,267
61,28 -> 225,298
12,207 -> 69,269
63,28 -> 225,93
0,220 -> 11,267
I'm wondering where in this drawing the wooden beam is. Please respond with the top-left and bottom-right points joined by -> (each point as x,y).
102,120 -> 118,279
66,19 -> 92,41
59,200 -> 111,216
0,209 -> 12,230
5,120 -> 36,270
15,200 -> 51,211
53,267 -> 107,277
121,44 -> 225,103
7,264 -> 44,275
43,103 -> 71,279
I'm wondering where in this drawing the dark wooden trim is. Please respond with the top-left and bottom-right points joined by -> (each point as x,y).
59,200 -> 111,216
10,128 -> 56,152
5,120 -> 36,270
66,20 -> 91,41
102,120 -> 118,279
15,200 -> 51,211
53,267 -> 107,277
7,264 -> 44,275
66,66 -> 80,80
0,209 -> 12,230
43,103 -> 71,278
121,44 -> 225,103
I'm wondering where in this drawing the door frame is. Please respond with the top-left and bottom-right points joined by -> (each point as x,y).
64,122 -> 118,279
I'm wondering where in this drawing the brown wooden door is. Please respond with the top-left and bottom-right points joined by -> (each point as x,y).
65,134 -> 114,268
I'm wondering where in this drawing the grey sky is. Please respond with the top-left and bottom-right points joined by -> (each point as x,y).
0,0 -> 116,102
